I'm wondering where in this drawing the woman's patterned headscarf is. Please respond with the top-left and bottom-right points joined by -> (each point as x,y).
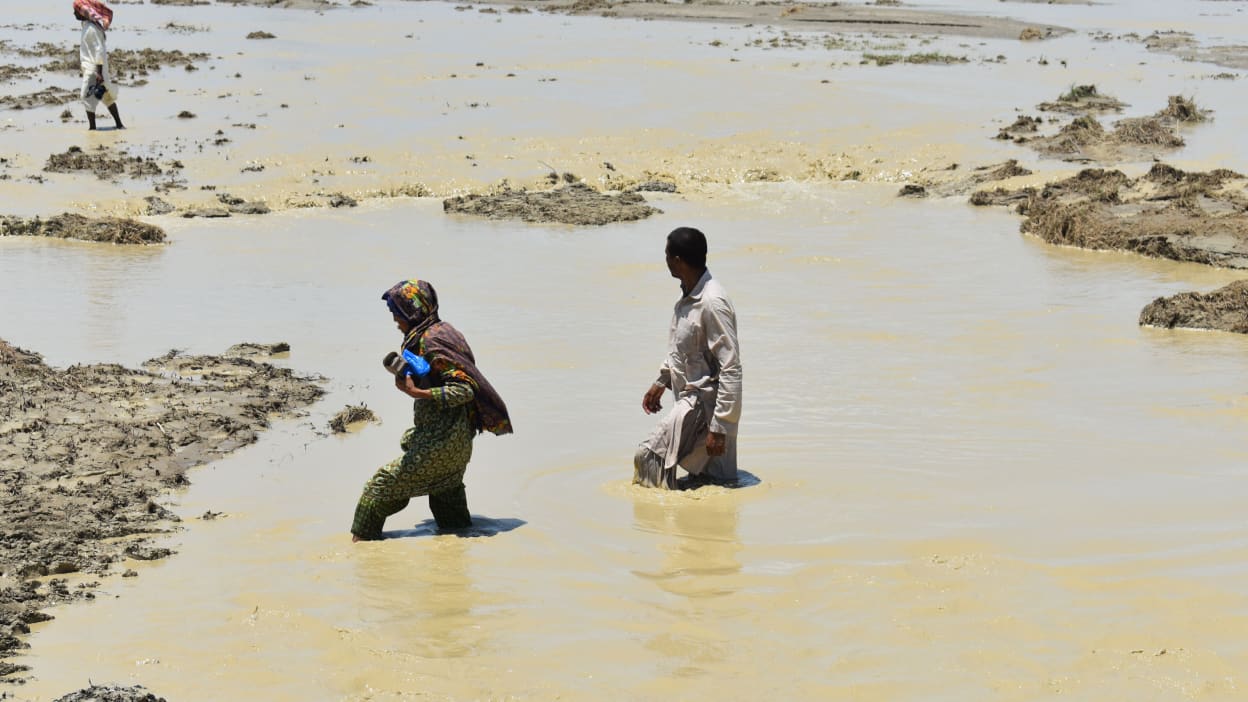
73,0 -> 113,30
384,279 -> 441,338
383,279 -> 513,436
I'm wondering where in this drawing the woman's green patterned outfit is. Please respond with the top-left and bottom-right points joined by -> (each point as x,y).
350,382 -> 476,539
351,279 -> 513,541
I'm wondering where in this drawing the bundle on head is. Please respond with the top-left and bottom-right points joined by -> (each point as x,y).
74,0 -> 113,29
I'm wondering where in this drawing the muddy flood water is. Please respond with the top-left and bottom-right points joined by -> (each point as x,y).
4,189 -> 1248,699
4,0 -> 1248,699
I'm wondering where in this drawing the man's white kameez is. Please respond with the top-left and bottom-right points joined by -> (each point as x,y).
79,21 -> 116,112
635,269 -> 742,488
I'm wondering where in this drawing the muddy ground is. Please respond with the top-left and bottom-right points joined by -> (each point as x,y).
0,213 -> 166,244
1140,280 -> 1248,334
0,339 -> 323,683
44,145 -> 182,182
1140,30 -> 1248,71
971,163 -> 1248,269
901,159 -> 1033,198
52,684 -> 166,702
443,179 -> 661,225
475,0 -> 1068,40
998,92 -> 1211,164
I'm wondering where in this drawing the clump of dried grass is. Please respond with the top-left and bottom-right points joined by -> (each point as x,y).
1112,117 -> 1185,147
1156,95 -> 1208,123
329,405 -> 378,433
1042,115 -> 1105,153
1059,84 -> 1100,102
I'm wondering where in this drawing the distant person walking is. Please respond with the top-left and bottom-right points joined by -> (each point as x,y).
73,0 -> 124,130
351,279 -> 513,541
635,227 -> 743,489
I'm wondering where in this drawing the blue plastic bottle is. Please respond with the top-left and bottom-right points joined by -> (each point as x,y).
401,349 -> 430,378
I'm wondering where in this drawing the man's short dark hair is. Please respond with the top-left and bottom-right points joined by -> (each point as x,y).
666,227 -> 707,269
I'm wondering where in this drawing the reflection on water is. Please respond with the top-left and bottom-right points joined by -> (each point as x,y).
631,489 -> 743,599
353,539 -> 483,660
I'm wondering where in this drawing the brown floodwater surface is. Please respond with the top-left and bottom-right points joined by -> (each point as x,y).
3,186 -> 1248,699
4,0 -> 1248,698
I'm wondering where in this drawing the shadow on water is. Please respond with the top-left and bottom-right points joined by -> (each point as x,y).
384,515 -> 527,540
677,469 -> 761,491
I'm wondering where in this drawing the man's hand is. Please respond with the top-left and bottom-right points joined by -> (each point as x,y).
706,431 -> 726,457
642,383 -> 665,414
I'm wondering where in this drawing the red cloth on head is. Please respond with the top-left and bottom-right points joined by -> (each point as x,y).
73,0 -> 112,30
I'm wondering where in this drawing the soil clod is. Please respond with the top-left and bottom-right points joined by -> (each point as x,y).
443,181 -> 661,225
144,196 -> 176,216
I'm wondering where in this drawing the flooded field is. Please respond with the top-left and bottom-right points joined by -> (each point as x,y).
3,0 -> 1248,699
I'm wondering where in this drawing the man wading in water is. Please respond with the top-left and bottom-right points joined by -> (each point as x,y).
74,0 -> 125,131
635,227 -> 743,489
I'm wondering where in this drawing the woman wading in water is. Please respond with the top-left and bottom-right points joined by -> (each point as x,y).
351,279 -> 512,541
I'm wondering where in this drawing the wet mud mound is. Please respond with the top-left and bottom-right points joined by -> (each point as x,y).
1141,30 -> 1248,71
0,341 -> 323,682
971,163 -> 1248,268
54,684 -> 166,702
0,213 -> 166,244
329,405 -> 378,433
0,86 -> 77,111
225,341 -> 290,358
1140,281 -> 1248,334
1036,85 -> 1126,115
907,159 -> 1033,198
45,146 -> 180,182
995,115 -> 1044,141
1006,95 -> 1209,163
443,181 -> 661,226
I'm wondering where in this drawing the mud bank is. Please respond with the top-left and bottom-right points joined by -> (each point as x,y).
0,213 -> 166,244
1000,92 -> 1211,164
0,340 -> 323,683
903,159 -> 1032,198
1140,30 -> 1248,71
1140,280 -> 1248,335
475,0 -> 1069,40
971,164 -> 1248,268
443,180 -> 661,225
44,146 -> 182,183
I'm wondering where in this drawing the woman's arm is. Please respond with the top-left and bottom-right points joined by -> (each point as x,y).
393,363 -> 476,407
394,372 -> 432,399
